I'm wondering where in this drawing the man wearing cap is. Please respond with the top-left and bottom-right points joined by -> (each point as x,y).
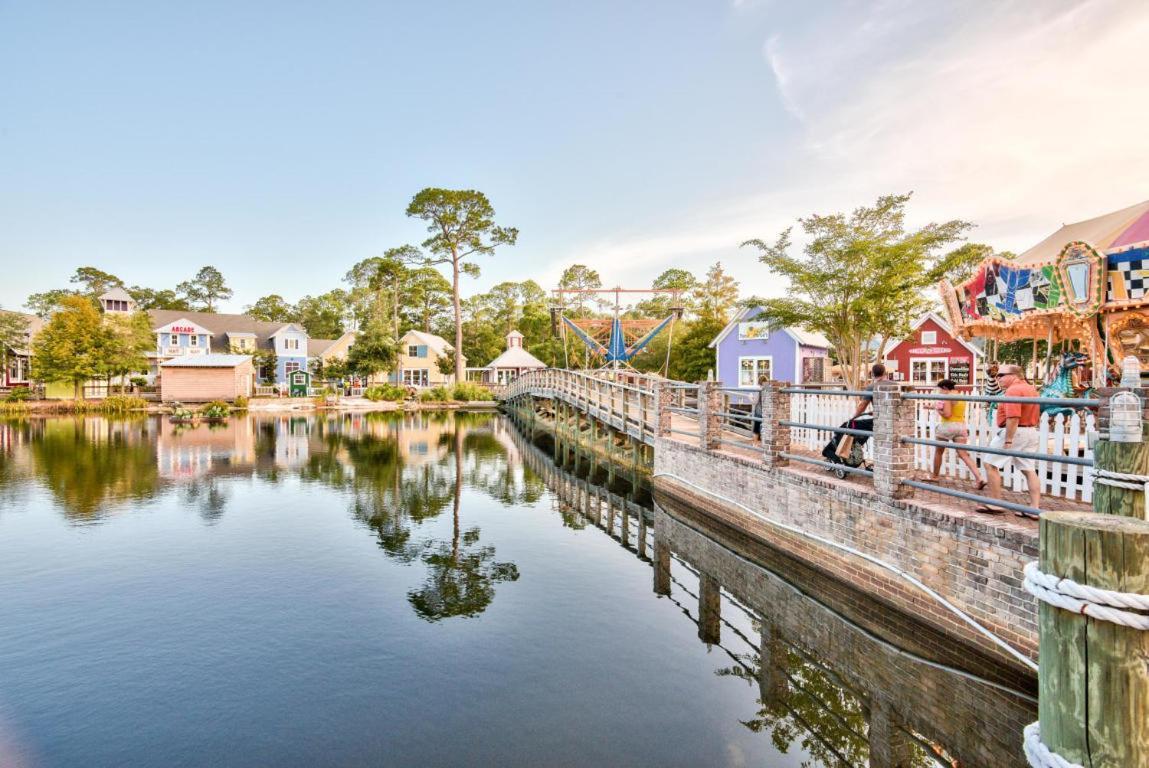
977,364 -> 1041,515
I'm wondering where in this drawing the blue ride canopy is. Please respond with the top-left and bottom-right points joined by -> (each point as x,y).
561,313 -> 677,364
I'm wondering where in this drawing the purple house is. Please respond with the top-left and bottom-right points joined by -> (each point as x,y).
709,307 -> 832,388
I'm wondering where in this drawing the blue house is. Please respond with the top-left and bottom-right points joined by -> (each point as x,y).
149,311 -> 320,386
709,307 -> 832,388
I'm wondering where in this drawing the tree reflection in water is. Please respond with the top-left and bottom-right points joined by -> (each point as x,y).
28,417 -> 159,521
304,412 -> 521,620
407,426 -> 519,620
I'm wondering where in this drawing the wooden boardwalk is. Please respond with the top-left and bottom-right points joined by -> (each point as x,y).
500,369 -> 1090,529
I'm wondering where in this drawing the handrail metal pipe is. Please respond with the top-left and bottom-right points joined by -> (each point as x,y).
781,388 -> 871,397
779,452 -> 874,477
901,480 -> 1042,518
716,411 -> 762,422
669,428 -> 700,438
667,406 -> 700,415
901,393 -> 1101,407
779,420 -> 873,438
899,436 -> 1092,466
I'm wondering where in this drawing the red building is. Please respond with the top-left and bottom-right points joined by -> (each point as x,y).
884,313 -> 981,389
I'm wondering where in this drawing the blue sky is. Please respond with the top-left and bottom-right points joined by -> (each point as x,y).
2,0 -> 1147,312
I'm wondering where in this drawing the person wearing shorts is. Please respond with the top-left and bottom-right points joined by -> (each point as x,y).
977,364 -> 1041,515
931,379 -> 983,487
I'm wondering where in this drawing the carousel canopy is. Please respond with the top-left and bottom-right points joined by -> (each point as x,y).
1016,199 -> 1149,265
939,198 -> 1149,346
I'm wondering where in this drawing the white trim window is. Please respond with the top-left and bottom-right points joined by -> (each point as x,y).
282,337 -> 301,352
920,330 -> 938,345
738,356 -> 772,387
285,361 -> 301,376
402,369 -> 430,387
188,334 -> 199,347
910,357 -> 947,384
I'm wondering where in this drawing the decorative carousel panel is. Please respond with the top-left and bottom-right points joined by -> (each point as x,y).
1105,244 -> 1149,307
1107,309 -> 1149,371
950,258 -> 1065,325
1054,241 -> 1106,317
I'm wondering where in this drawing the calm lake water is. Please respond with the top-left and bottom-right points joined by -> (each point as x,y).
0,412 -> 1034,767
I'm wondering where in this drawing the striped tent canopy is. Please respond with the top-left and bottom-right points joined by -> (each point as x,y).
941,200 -> 1149,343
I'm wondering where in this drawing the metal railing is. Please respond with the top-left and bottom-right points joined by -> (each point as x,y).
501,370 -> 1108,516
894,391 -> 1100,517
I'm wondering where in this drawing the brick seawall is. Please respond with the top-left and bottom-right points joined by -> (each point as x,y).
653,436 -> 1040,668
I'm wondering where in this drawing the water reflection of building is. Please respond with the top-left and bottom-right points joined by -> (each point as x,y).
516,427 -> 1036,768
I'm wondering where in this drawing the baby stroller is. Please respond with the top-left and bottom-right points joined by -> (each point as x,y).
821,416 -> 874,479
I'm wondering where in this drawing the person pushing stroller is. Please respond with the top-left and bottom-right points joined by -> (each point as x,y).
820,364 -> 884,475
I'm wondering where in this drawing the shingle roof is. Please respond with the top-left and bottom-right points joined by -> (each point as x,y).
308,338 -> 337,357
161,354 -> 253,368
401,329 -> 453,356
486,346 -> 546,370
99,286 -> 134,302
1,311 -> 42,355
149,310 -> 302,352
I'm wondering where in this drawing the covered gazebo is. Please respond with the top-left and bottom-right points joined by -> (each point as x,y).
483,331 -> 546,385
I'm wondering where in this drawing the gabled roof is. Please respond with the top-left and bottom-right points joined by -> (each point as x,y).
161,354 -> 253,368
891,312 -> 982,357
1,311 -> 42,355
267,323 -> 306,338
99,286 -> 134,302
709,306 -> 832,350
400,329 -> 453,356
149,310 -> 313,353
153,317 -> 215,336
486,346 -> 546,370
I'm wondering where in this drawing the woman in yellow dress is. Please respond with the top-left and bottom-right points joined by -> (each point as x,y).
932,379 -> 985,489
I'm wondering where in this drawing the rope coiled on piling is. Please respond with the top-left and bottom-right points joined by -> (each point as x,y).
1023,723 -> 1084,768
1023,561 -> 1149,630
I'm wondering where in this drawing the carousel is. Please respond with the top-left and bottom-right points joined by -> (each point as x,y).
939,199 -> 1149,392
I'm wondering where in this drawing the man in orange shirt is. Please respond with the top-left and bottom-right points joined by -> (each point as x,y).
976,364 -> 1041,515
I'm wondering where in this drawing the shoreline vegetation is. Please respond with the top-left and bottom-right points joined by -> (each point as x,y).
0,395 -> 499,417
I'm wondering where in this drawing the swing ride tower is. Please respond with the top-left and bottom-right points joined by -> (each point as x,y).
549,286 -> 686,373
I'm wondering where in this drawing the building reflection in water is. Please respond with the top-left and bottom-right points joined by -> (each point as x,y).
511,426 -> 1037,768
0,412 -> 529,623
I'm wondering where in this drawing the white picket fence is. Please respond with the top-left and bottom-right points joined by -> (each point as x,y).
788,393 -> 1096,503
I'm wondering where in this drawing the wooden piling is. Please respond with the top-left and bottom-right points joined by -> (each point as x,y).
1037,511 -> 1149,767
1091,419 -> 1149,519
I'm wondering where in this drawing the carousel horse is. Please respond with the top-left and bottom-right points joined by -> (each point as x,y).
1039,350 -> 1091,417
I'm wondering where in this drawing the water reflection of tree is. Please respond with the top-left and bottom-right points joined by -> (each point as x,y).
29,418 -> 159,521
302,413 -> 520,620
182,477 -> 229,524
407,427 -> 519,620
715,638 -> 935,768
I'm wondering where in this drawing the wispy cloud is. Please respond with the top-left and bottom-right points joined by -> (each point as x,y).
560,0 -> 1149,297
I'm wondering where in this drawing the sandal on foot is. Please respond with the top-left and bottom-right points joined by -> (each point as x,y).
975,480 -> 987,491
973,505 -> 1005,515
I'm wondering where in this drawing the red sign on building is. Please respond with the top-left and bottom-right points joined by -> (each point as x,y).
884,313 -> 981,388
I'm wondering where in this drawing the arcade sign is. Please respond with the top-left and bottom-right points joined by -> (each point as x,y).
170,326 -> 197,334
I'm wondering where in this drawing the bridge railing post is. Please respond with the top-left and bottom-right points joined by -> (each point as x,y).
655,381 -> 673,438
872,382 -> 913,499
698,381 -> 722,451
760,380 -> 791,468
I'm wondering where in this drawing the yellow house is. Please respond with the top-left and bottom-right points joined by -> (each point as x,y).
308,331 -> 357,370
393,330 -> 462,388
